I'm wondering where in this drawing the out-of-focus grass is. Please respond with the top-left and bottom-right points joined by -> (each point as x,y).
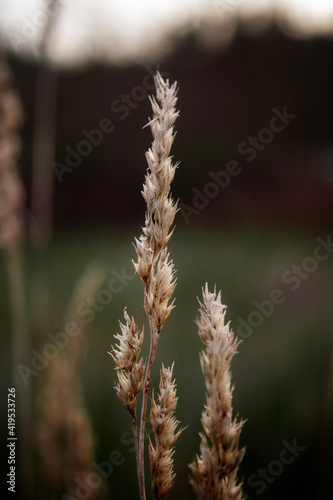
1,226 -> 332,499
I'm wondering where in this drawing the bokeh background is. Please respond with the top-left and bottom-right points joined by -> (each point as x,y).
0,0 -> 333,499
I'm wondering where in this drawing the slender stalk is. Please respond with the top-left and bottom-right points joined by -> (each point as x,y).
138,317 -> 158,500
130,408 -> 140,497
131,413 -> 139,470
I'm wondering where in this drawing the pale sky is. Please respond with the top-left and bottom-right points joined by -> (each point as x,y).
0,0 -> 333,66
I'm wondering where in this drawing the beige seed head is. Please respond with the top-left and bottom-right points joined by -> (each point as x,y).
149,364 -> 183,499
109,309 -> 145,415
134,72 -> 179,282
110,309 -> 144,369
189,284 -> 245,500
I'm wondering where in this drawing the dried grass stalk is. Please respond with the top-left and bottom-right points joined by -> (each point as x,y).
111,72 -> 180,500
189,284 -> 245,500
135,71 -> 179,500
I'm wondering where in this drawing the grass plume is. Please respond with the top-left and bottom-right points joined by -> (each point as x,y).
149,364 -> 183,499
189,284 -> 245,500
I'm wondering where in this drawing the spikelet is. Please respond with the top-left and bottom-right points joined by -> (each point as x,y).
145,248 -> 176,330
110,309 -> 145,415
189,284 -> 245,500
149,364 -> 183,499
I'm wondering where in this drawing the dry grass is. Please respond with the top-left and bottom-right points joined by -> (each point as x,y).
110,72 -> 181,500
35,263 -> 108,500
189,285 -> 245,500
149,364 -> 183,499
110,73 -> 245,500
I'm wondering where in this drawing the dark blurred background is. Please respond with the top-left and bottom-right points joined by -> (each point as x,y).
0,1 -> 333,499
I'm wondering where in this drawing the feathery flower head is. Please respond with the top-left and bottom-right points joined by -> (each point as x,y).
190,284 -> 245,500
149,363 -> 183,499
134,72 -> 179,282
110,309 -> 144,370
109,309 -> 145,415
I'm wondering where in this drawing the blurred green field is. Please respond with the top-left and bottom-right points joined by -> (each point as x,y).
1,225 -> 333,499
